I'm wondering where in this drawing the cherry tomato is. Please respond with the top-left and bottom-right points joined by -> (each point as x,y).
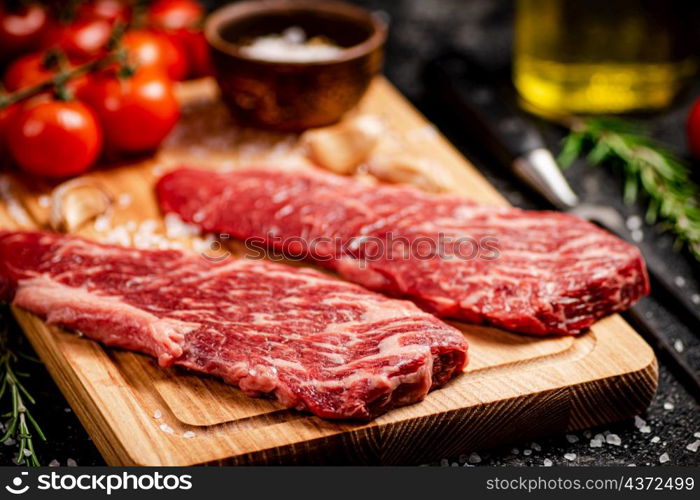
164,28 -> 212,78
147,0 -> 203,31
147,0 -> 211,78
687,97 -> 700,159
8,97 -> 103,178
3,52 -> 54,91
122,30 -> 188,81
43,16 -> 113,62
78,0 -> 132,24
3,52 -> 90,93
0,3 -> 50,62
77,69 -> 179,155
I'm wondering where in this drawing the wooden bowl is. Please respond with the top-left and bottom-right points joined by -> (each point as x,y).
205,0 -> 387,131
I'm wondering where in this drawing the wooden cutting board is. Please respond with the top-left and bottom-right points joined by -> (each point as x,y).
0,77 -> 657,465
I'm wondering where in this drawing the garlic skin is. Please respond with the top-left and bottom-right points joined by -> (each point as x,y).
303,115 -> 384,175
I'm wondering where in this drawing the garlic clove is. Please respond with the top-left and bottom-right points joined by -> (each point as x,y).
303,115 -> 384,174
49,179 -> 113,233
366,154 -> 453,193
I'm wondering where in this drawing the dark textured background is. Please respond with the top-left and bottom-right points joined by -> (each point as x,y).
1,0 -> 698,467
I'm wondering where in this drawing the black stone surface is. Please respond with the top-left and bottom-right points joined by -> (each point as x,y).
1,0 -> 698,467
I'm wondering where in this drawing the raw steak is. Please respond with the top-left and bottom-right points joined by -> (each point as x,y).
0,230 -> 467,420
157,166 -> 650,335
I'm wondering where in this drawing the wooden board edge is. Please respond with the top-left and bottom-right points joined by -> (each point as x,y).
196,362 -> 659,465
566,354 -> 659,431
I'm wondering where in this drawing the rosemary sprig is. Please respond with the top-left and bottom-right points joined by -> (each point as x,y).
558,117 -> 700,260
0,311 -> 46,466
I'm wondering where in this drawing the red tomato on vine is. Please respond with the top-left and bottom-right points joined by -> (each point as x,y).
77,68 -> 180,155
3,51 -> 88,93
122,30 -> 188,81
0,2 -> 50,62
147,0 -> 212,78
8,97 -> 103,178
42,15 -> 113,62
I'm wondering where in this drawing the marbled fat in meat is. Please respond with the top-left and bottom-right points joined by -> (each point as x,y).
157,166 -> 650,335
0,231 -> 467,420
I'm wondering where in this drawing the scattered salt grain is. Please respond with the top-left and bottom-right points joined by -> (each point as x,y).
468,452 -> 481,464
67,458 -> 77,467
153,410 -> 162,419
651,436 -> 661,444
183,431 -> 196,439
38,195 -> 51,208
104,226 -> 131,247
566,434 -> 579,444
139,219 -> 158,233
192,234 -> 217,254
159,423 -> 174,434
686,440 -> 700,453
165,212 -> 200,239
4,438 -> 16,446
628,463 -> 636,467
590,437 -> 604,448
49,459 -> 60,467
634,416 -> 646,429
64,407 -> 71,413
659,453 -> 670,464
640,426 -> 652,434
674,276 -> 686,287
93,214 -> 111,232
631,229 -> 643,243
674,339 -> 684,353
626,215 -> 642,231
564,453 -> 576,461
523,449 -> 532,456
117,193 -> 132,207
606,434 -> 622,446
692,294 -> 700,305
531,442 -> 542,452
543,459 -> 553,467
663,402 -> 674,411
22,449 -> 32,457
695,432 -> 700,438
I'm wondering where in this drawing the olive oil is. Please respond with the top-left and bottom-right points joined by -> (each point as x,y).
514,0 -> 696,115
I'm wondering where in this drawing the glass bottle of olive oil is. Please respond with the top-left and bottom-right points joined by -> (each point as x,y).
514,0 -> 697,115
